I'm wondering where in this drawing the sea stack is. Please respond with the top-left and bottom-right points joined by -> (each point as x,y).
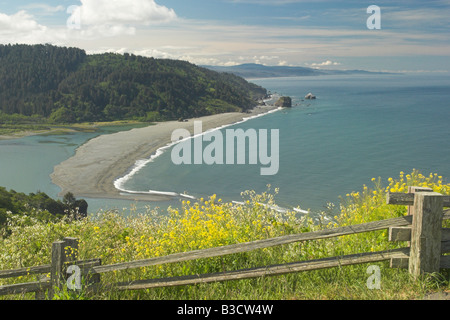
305,93 -> 316,100
275,96 -> 292,108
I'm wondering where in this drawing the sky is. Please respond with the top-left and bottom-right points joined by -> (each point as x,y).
0,0 -> 449,73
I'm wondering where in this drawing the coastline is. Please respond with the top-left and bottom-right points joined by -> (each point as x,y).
0,127 -> 88,140
50,102 -> 281,203
0,121 -> 144,141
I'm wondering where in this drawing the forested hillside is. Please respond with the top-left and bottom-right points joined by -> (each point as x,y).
0,44 -> 267,123
0,187 -> 87,232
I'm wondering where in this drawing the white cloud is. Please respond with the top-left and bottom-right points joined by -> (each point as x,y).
0,2 -> 448,72
0,10 -> 45,33
309,60 -> 341,67
225,0 -> 325,4
71,0 -> 176,28
252,55 -> 280,65
61,0 -> 177,38
20,4 -> 65,15
0,10 -> 53,43
0,0 -> 178,44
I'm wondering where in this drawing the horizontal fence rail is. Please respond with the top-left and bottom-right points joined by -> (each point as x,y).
0,279 -> 50,296
0,265 -> 51,279
387,192 -> 450,207
113,248 -> 410,291
1,189 -> 449,299
91,214 -> 417,275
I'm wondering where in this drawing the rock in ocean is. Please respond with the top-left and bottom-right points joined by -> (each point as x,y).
305,93 -> 316,100
275,96 -> 292,108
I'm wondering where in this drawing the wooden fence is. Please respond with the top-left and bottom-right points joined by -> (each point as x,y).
1,188 -> 449,299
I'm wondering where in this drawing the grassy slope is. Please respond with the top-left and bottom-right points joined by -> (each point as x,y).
0,170 -> 449,300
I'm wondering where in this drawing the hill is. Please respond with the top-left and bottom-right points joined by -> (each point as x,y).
0,44 -> 267,123
0,187 -> 87,230
203,63 -> 395,79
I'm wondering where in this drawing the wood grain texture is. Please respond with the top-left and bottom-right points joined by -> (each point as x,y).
93,215 -> 414,274
114,248 -> 409,291
409,192 -> 443,277
387,193 -> 450,207
389,227 -> 412,242
0,278 -> 50,296
0,264 -> 51,279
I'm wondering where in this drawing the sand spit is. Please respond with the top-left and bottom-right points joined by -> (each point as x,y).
50,104 -> 279,202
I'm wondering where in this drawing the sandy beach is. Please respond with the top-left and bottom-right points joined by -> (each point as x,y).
50,103 -> 280,202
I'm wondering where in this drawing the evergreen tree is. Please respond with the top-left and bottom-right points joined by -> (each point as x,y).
0,44 -> 267,123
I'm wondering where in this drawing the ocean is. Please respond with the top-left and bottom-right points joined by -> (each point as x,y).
0,73 -> 449,214
119,73 -> 450,212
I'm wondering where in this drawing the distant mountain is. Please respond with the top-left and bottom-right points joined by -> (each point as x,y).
203,63 -> 395,79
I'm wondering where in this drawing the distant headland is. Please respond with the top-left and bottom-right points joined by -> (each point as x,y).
203,63 -> 398,79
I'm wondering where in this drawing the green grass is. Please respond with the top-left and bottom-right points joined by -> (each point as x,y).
0,170 -> 449,300
0,120 -> 154,138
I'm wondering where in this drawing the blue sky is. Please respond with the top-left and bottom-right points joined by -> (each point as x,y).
0,0 -> 449,72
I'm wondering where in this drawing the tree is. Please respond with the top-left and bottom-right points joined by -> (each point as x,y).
0,44 -> 267,123
49,107 -> 75,123
74,199 -> 88,217
63,192 -> 76,206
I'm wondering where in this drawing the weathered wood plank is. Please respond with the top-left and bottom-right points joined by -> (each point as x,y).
0,278 -> 51,296
440,256 -> 450,269
49,240 -> 65,299
390,258 -> 409,269
389,227 -> 411,242
441,241 -> 450,254
63,237 -> 79,262
113,248 -> 409,291
93,215 -> 414,274
442,229 -> 450,242
407,187 -> 433,216
66,258 -> 102,288
0,264 -> 51,279
65,259 -> 102,276
387,193 -> 450,207
387,193 -> 415,206
409,192 -> 443,277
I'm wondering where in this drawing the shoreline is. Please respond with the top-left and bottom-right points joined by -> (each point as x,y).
50,102 -> 281,203
0,121 -> 147,141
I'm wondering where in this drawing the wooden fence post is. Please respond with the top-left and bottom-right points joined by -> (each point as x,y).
407,186 -> 433,216
63,237 -> 79,263
47,238 -> 80,299
48,240 -> 65,299
409,192 -> 443,278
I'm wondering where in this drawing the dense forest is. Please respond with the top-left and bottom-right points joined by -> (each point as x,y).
0,44 -> 267,123
0,187 -> 87,233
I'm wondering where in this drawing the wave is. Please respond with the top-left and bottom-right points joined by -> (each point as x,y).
117,188 -> 195,200
237,201 -> 311,215
114,98 -> 282,199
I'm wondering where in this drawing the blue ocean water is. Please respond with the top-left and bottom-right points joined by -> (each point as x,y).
0,73 -> 448,214
121,73 -> 450,212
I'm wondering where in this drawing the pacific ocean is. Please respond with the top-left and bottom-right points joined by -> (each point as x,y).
0,73 -> 449,215
121,73 -> 450,212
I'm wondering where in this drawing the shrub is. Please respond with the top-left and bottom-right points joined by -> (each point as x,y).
1,170 -> 449,300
